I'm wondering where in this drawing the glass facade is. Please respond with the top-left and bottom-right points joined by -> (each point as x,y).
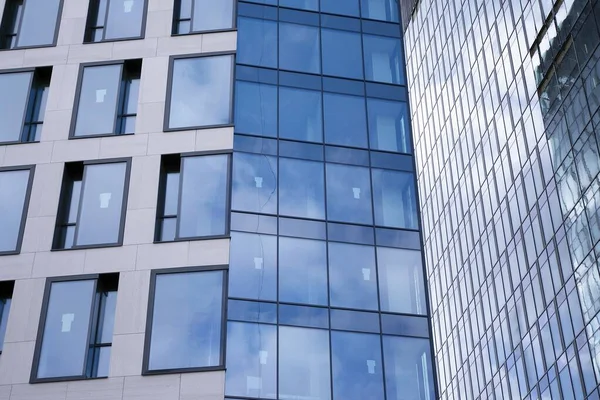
404,0 -> 600,399
227,1 -> 436,399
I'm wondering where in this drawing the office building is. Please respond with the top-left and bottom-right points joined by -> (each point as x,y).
0,0 -> 435,399
403,0 -> 600,398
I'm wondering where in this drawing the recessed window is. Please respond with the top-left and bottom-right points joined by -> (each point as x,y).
53,160 -> 131,250
0,0 -> 62,49
0,281 -> 14,353
84,0 -> 147,42
31,274 -> 119,382
0,68 -> 51,144
166,54 -> 234,130
72,60 -> 141,138
0,166 -> 34,255
173,0 -> 234,34
144,267 -> 226,374
155,153 -> 231,242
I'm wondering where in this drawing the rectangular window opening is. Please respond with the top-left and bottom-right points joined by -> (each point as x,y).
84,0 -> 147,43
173,0 -> 234,35
0,0 -> 62,49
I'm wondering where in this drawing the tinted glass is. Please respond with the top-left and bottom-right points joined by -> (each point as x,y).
192,0 -> 233,31
163,172 -> 179,216
0,72 -> 31,143
321,0 -> 359,16
104,0 -> 145,39
279,326 -> 331,400
367,99 -> 411,153
372,169 -> 418,229
328,242 -> 378,310
279,158 -> 325,219
0,170 -> 30,253
98,291 -> 117,343
229,232 -> 277,301
235,81 -> 277,137
322,29 -> 363,79
149,270 -> 224,370
326,163 -> 373,224
16,0 -> 61,47
178,155 -> 229,238
363,35 -> 405,85
279,237 -> 328,305
74,65 -> 122,137
377,247 -> 426,315
0,299 -> 11,352
76,162 -> 127,246
37,280 -> 95,379
279,0 -> 318,11
383,336 -> 436,400
232,152 -> 278,214
169,55 -> 233,129
360,0 -> 399,22
279,23 -> 320,74
323,92 -> 368,148
226,322 -> 277,398
237,17 -> 277,68
279,86 -> 322,142
331,331 -> 385,399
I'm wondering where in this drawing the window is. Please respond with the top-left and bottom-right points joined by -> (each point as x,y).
326,163 -> 373,225
0,68 -> 51,144
322,29 -> 363,79
229,232 -> 277,301
279,237 -> 327,306
0,166 -> 34,255
279,158 -> 325,219
72,60 -> 141,137
144,267 -> 226,373
155,153 -> 231,242
279,86 -> 322,142
0,0 -> 62,49
166,54 -> 234,130
31,274 -> 118,382
232,152 -> 278,215
324,92 -> 368,148
367,98 -> 411,153
84,0 -> 147,42
53,160 -> 131,249
235,81 -> 277,137
360,0 -> 399,22
321,0 -> 359,16
372,169 -> 418,229
173,0 -> 234,34
279,22 -> 320,74
363,34 -> 405,85
279,0 -> 318,11
0,281 -> 14,353
237,17 -> 277,68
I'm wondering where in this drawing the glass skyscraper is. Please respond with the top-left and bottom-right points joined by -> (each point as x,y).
403,0 -> 600,399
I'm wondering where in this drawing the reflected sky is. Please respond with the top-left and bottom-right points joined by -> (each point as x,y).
0,169 -> 30,252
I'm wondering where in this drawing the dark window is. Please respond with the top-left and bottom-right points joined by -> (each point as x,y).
84,0 -> 147,42
0,0 -> 62,49
360,0 -> 399,22
237,17 -> 277,68
53,160 -> 131,249
144,267 -> 226,373
155,153 -> 231,242
363,34 -> 405,85
0,166 -> 34,254
31,274 -> 119,382
0,281 -> 14,353
0,68 -> 51,144
232,152 -> 278,215
72,60 -> 141,137
167,54 -> 234,130
173,0 -> 234,34
235,81 -> 277,137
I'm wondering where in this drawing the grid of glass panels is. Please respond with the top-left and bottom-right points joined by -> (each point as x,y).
404,0 -> 600,399
227,1 -> 437,399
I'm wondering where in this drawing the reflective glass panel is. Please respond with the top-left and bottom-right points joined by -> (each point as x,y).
169,55 -> 233,129
235,81 -> 277,137
0,169 -> 30,253
16,0 -> 61,47
326,163 -> 373,224
148,270 -> 224,370
363,35 -> 405,85
367,99 -> 411,153
104,0 -> 146,40
279,86 -> 322,142
321,0 -> 359,16
360,0 -> 399,22
372,169 -> 418,229
229,232 -> 277,301
279,22 -> 321,74
0,299 -> 11,352
279,158 -> 325,219
279,0 -> 318,11
322,29 -> 363,79
192,0 -> 233,32
232,152 -> 278,214
237,17 -> 277,68
324,92 -> 368,148
0,72 -> 31,143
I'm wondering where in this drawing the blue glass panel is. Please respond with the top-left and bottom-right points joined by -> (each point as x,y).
279,140 -> 324,161
279,86 -> 323,142
279,71 -> 322,90
331,331 -> 385,399
236,65 -> 278,84
0,298 -> 11,352
363,34 -> 405,85
322,29 -> 363,79
370,151 -> 413,171
0,169 -> 30,252
327,222 -> 375,245
360,0 -> 399,22
237,17 -> 278,68
326,163 -> 373,224
279,23 -> 321,74
229,232 -> 277,301
234,135 -> 278,155
320,0 -> 359,16
279,217 -> 327,240
322,76 -> 365,96
325,146 -> 370,166
367,98 -> 411,153
323,93 -> 368,148
279,7 -> 320,25
328,242 -> 378,310
279,0 -> 318,11
376,227 -> 421,249
232,152 -> 278,214
381,314 -> 430,337
228,299 -> 277,324
330,309 -> 380,333
279,304 -> 329,328
235,81 -> 277,137
230,212 -> 278,234
321,14 -> 361,30
241,0 -> 277,5
372,169 -> 418,229
279,158 -> 325,219
279,237 -> 328,305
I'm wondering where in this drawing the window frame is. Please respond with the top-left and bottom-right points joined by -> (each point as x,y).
142,265 -> 229,375
0,165 -> 35,256
155,150 -> 233,243
164,52 -> 236,132
69,60 -> 141,139
52,158 -> 132,251
0,0 -> 64,51
172,0 -> 237,36
84,0 -> 149,43
30,273 -> 113,384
